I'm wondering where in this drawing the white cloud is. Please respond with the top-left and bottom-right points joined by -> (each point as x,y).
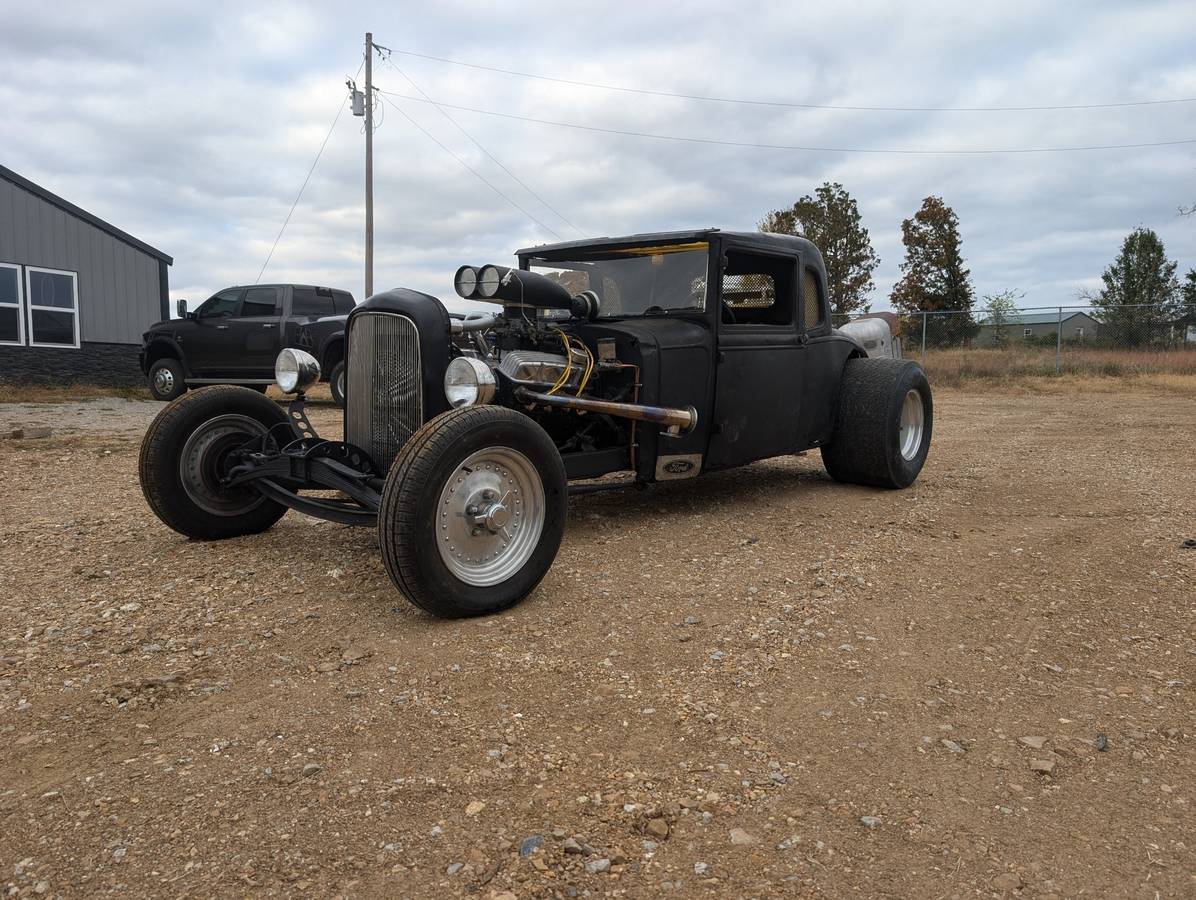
1,0 -> 1193,311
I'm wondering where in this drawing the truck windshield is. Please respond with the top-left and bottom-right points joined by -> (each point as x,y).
528,244 -> 708,317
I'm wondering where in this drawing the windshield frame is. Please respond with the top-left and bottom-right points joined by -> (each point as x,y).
521,240 -> 715,320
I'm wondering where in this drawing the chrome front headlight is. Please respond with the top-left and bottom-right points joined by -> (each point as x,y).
444,356 -> 496,408
275,348 -> 321,394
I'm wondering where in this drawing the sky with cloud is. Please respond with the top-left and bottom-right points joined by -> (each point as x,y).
2,0 -> 1193,313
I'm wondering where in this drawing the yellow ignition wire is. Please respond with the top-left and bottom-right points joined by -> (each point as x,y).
545,327 -> 573,395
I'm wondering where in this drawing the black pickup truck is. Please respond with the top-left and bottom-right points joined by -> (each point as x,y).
139,284 -> 354,404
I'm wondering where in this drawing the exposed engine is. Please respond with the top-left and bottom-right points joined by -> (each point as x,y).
444,265 -> 691,469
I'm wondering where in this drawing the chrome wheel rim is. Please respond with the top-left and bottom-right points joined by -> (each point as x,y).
335,368 -> 345,401
436,447 -> 545,587
898,389 -> 924,461
154,367 -> 174,394
179,414 -> 268,516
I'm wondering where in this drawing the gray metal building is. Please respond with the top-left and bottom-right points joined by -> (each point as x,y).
0,164 -> 172,383
976,310 -> 1100,347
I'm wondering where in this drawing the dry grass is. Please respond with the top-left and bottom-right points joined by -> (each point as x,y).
0,381 -> 339,405
918,346 -> 1196,387
4,351 -> 1193,406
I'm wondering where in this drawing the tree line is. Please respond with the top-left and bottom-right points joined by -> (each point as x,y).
759,184 -> 1196,346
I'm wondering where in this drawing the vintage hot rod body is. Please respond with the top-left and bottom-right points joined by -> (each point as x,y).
139,229 -> 932,617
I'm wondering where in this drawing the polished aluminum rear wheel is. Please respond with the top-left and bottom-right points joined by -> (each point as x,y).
898,389 -> 925,461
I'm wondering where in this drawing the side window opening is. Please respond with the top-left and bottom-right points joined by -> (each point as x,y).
198,289 -> 241,318
240,287 -> 280,317
801,267 -> 825,331
292,287 -> 336,318
721,252 -> 794,326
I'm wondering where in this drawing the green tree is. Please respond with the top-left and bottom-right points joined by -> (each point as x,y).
1093,228 -> 1179,346
759,182 -> 879,316
1181,268 -> 1196,319
891,196 -> 976,346
982,289 -> 1023,348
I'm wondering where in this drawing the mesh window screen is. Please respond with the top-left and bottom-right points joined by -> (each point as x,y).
802,268 -> 822,330
723,273 -> 776,308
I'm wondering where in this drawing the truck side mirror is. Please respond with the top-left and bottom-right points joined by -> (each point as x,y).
175,298 -> 189,319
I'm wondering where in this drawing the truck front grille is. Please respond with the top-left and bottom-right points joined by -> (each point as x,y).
345,311 -> 423,473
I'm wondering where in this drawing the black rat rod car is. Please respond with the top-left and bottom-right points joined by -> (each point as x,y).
139,229 -> 932,618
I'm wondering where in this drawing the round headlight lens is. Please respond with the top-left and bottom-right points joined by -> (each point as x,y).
444,356 -> 496,408
454,265 -> 478,299
274,348 -> 321,394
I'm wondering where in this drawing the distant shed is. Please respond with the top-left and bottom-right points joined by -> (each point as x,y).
976,310 -> 1100,346
0,164 -> 172,383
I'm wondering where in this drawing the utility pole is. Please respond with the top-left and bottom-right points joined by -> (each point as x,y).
364,32 -> 374,298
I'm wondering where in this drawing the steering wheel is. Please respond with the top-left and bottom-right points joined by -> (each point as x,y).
722,301 -> 737,324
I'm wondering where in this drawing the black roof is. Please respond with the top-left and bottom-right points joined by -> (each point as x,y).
0,164 -> 173,265
516,228 -> 818,258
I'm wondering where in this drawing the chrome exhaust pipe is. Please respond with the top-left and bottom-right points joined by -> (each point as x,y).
515,388 -> 696,434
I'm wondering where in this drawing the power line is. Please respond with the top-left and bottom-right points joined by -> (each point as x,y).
388,47 -> 1196,113
379,94 -> 563,239
376,89 -> 1196,155
256,62 -> 363,284
380,55 -> 584,236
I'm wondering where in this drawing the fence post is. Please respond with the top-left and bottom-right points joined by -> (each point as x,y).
921,312 -> 927,363
1056,306 -> 1063,374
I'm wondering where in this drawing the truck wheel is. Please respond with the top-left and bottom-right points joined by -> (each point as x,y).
148,358 -> 186,401
378,407 -> 567,618
821,358 -> 932,489
139,386 -> 289,539
329,361 -> 346,408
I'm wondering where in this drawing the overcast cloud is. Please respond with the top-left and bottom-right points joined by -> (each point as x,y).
2,0 -> 1194,312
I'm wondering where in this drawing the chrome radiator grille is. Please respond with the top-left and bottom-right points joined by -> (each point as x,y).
345,312 -> 423,472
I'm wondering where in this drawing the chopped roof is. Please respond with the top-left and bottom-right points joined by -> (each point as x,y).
0,164 -> 173,265
516,228 -> 818,259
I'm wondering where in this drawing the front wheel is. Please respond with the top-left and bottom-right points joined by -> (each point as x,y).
378,407 -> 568,618
821,358 -> 932,489
139,385 -> 289,539
148,358 -> 186,401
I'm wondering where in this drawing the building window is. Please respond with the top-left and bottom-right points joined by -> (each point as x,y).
26,267 -> 80,348
0,262 -> 23,345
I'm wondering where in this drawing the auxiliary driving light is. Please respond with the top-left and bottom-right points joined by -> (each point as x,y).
444,356 -> 497,408
274,348 -> 321,394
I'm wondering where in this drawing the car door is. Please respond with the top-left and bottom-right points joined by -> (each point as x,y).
704,245 -> 805,469
222,286 -> 283,377
185,288 -> 243,377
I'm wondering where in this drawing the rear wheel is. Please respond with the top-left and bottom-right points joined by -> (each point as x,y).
329,361 -> 346,408
378,407 -> 567,618
821,358 -> 932,489
139,385 -> 289,539
148,358 -> 186,401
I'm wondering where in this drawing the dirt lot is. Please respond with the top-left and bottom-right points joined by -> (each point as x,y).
1,384 -> 1193,898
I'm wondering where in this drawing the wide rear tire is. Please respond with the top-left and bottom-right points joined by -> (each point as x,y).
139,386 -> 289,539
378,407 -> 567,618
821,358 -> 932,489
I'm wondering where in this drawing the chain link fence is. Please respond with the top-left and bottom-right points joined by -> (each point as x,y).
832,304 -> 1196,379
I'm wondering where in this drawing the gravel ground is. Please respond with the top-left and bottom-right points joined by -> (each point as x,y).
1,386 -> 1193,898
